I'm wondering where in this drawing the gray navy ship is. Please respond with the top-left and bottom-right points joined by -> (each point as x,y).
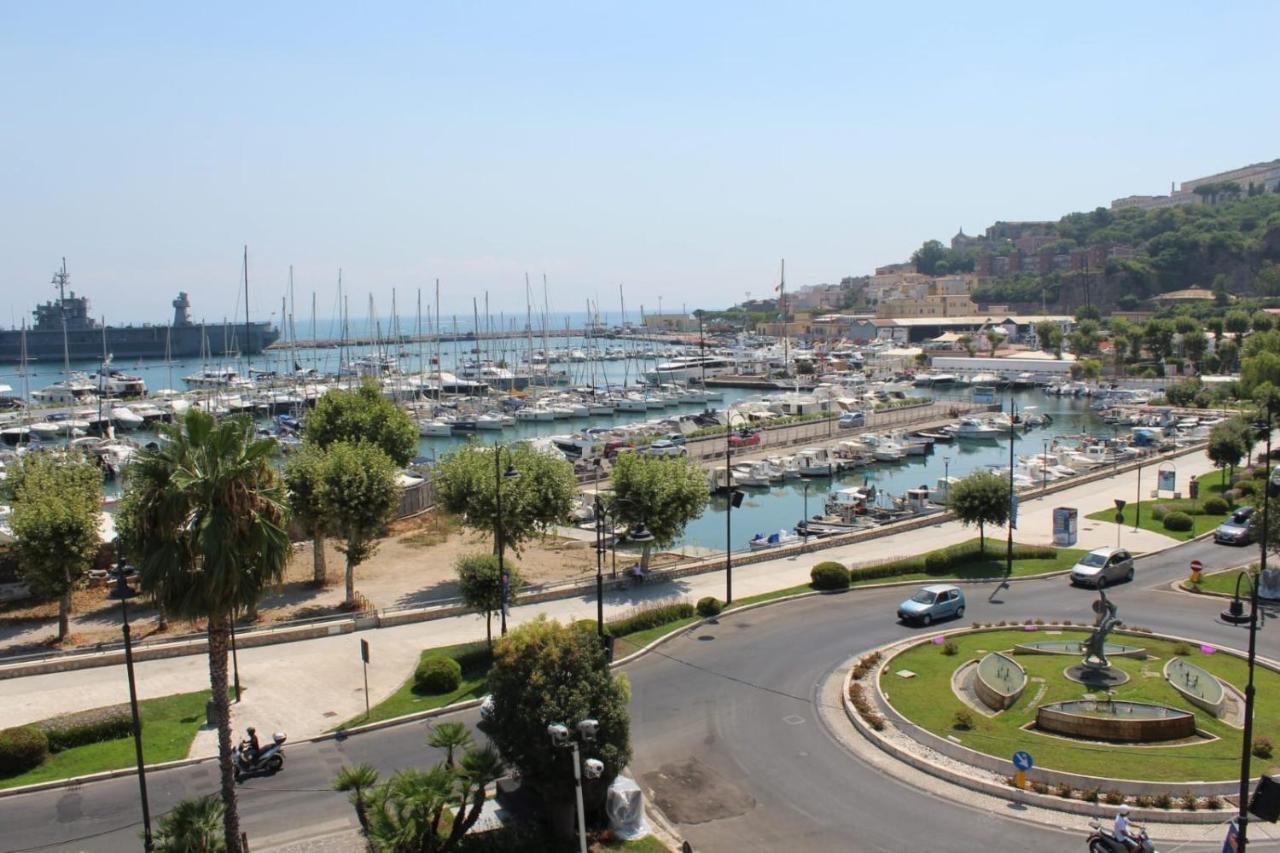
0,262 -> 279,363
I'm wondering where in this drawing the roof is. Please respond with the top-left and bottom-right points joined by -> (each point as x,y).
872,315 -> 1073,328
921,583 -> 961,593
930,331 -> 966,343
1153,288 -> 1215,301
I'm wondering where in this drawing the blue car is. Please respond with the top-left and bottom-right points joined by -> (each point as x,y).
897,584 -> 965,626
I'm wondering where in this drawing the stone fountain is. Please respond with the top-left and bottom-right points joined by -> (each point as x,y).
1064,589 -> 1130,687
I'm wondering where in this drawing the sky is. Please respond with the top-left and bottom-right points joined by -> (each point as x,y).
2,1 -> 1278,328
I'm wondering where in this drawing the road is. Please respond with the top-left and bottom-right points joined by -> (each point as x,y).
1,536 -> 1276,852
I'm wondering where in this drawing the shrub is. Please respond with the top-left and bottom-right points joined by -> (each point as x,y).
451,642 -> 495,675
414,657 -> 462,695
850,651 -> 882,681
810,562 -> 851,590
1201,496 -> 1229,515
1254,736 -> 1275,760
1154,792 -> 1173,810
1054,781 -> 1074,799
696,597 -> 724,618
1031,780 -> 1049,795
606,602 -> 696,636
1104,789 -> 1125,805
1173,642 -> 1192,656
36,705 -> 133,753
941,640 -> 958,656
1235,479 -> 1257,498
1180,792 -> 1198,811
1082,786 -> 1100,803
1134,794 -> 1154,809
1205,794 -> 1224,810
1162,511 -> 1194,532
924,551 -> 952,574
0,726 -> 49,774
848,683 -> 886,731
952,709 -> 974,730
1150,504 -> 1170,521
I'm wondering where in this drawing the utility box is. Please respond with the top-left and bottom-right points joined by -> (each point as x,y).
1052,507 -> 1078,547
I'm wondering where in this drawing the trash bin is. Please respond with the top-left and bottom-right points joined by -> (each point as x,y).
1189,476 -> 1199,500
206,698 -> 218,726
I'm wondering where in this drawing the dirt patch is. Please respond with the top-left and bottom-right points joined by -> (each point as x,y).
641,757 -> 756,825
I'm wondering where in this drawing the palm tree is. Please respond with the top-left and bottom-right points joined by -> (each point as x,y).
153,795 -> 226,853
122,409 -> 291,853
427,722 -> 472,768
334,763 -> 380,838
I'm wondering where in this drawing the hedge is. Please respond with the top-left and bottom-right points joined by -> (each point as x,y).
606,603 -> 696,637
1163,511 -> 1194,532
811,562 -> 851,590
0,726 -> 49,775
853,541 -> 1055,581
696,597 -> 724,618
414,657 -> 463,694
1201,496 -> 1229,515
36,705 -> 133,753
450,642 -> 494,676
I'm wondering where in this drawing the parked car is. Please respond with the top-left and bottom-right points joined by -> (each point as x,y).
728,429 -> 761,448
837,411 -> 866,428
897,584 -> 965,626
645,439 -> 687,458
1069,547 -> 1134,588
1214,506 -> 1256,545
663,432 -> 687,446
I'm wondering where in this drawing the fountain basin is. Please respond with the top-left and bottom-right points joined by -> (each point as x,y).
1036,700 -> 1196,742
1165,657 -> 1225,717
975,652 -> 1026,711
1014,639 -> 1145,658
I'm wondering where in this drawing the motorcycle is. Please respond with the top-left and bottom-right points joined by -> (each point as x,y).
234,731 -> 287,782
1086,819 -> 1157,853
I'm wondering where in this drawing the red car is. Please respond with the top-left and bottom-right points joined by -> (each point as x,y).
728,429 -> 761,448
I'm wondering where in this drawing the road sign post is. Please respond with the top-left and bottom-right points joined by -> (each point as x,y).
360,639 -> 371,719
1012,751 -> 1033,788
1190,559 -> 1203,585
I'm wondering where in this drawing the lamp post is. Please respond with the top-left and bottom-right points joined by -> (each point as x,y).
1006,398 -> 1016,583
494,440 -> 520,637
801,478 -> 810,542
1041,438 -> 1050,494
594,495 -> 605,638
726,432 -> 733,604
942,455 -> 950,504
1221,408 -> 1273,851
549,720 -> 603,853
107,558 -> 153,852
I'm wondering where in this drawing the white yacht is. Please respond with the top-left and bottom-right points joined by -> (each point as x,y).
951,417 -> 1003,441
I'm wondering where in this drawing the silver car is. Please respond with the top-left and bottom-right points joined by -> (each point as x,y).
1069,547 -> 1134,588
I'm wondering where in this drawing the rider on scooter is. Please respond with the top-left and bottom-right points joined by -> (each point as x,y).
245,727 -> 261,763
1113,805 -> 1141,851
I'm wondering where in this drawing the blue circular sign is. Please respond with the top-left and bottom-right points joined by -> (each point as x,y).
1012,751 -> 1033,771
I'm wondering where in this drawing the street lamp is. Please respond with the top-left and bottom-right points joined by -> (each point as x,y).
107,552 -> 153,853
942,455 -> 950,504
548,719 -> 603,853
800,478 -> 811,542
1221,410 -> 1275,851
494,441 -> 520,637
1006,398 -> 1016,583
1041,438 -> 1051,494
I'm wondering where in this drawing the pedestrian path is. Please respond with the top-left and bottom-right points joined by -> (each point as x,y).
0,450 -> 1223,758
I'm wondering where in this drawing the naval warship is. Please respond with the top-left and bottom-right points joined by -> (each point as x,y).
0,262 -> 279,363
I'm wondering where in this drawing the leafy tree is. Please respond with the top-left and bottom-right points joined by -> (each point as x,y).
485,617 -> 631,807
1143,318 -> 1176,362
153,795 -> 226,853
322,441 -> 402,609
958,335 -> 976,358
427,722 -> 473,769
609,452 -> 709,570
1110,335 -> 1129,376
1225,309 -> 1252,345
949,471 -> 1010,553
1242,351 -> 1280,397
455,552 -> 522,647
304,382 -> 417,467
6,453 -> 102,642
1207,419 -> 1251,486
985,330 -> 1004,355
911,239 -> 947,275
120,409 -> 290,852
337,730 -> 504,852
284,444 -> 331,586
434,443 -> 576,556
1080,358 -> 1103,381
1255,311 -> 1277,334
1218,339 -> 1241,373
1172,315 -> 1200,336
1033,321 -> 1063,357
1074,305 -> 1101,322
1206,317 -> 1225,344
1182,329 -> 1209,367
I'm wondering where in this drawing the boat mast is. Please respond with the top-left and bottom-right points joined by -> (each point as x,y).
244,245 -> 252,380
54,258 -> 70,380
779,258 -> 787,379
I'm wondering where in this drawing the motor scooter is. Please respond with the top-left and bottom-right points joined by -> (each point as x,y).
1085,819 -> 1157,853
234,731 -> 287,782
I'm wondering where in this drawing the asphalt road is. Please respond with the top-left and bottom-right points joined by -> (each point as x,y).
1,536 -> 1276,853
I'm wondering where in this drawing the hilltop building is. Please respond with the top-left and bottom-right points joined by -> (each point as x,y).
1111,158 -> 1280,210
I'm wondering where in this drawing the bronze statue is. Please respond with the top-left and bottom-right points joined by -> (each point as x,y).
1082,588 -> 1119,668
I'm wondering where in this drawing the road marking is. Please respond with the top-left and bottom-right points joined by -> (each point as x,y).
783,714 -> 805,726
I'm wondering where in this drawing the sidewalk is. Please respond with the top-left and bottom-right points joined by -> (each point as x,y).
0,450 -> 1223,756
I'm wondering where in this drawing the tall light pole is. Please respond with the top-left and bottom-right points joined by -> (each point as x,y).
943,455 -> 950,503
108,556 -> 153,853
801,478 -> 810,542
1222,404 -> 1273,851
726,432 -> 734,604
494,440 -> 519,636
549,721 -> 603,853
1006,398 -> 1016,583
594,495 -> 606,638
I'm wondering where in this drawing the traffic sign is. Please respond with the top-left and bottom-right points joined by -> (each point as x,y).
1012,750 -> 1034,771
1190,560 -> 1203,572
1114,499 -> 1126,512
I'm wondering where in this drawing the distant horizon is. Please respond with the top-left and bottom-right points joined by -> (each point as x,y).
4,2 -> 1277,323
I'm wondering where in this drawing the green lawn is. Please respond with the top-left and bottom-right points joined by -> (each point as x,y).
879,629 -> 1280,782
0,689 -> 211,789
1086,481 -> 1237,541
339,643 -> 493,729
612,616 -> 702,658
1185,567 -> 1259,597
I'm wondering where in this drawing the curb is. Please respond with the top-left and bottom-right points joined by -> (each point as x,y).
839,624 -> 1280,822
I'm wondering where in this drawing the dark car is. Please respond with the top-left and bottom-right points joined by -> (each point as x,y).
728,429 -> 761,448
1215,506 -> 1256,546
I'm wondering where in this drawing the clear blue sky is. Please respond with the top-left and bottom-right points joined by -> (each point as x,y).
2,2 -> 1276,327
